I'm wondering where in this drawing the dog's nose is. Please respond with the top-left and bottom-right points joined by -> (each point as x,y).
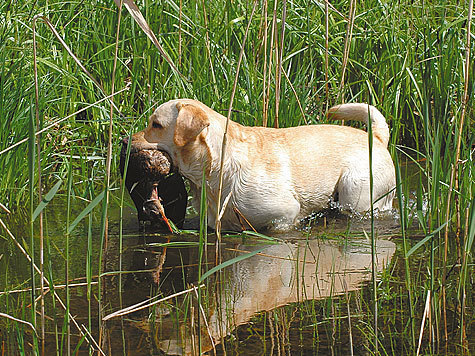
121,136 -> 129,146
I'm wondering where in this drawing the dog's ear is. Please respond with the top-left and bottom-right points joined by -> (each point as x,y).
174,103 -> 210,147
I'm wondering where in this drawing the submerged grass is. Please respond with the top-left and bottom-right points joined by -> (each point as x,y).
0,0 -> 474,355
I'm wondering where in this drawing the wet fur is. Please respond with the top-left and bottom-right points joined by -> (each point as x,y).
130,99 -> 396,231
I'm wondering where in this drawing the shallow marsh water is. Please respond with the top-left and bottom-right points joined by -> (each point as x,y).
0,185 -> 473,355
101,211 -> 396,355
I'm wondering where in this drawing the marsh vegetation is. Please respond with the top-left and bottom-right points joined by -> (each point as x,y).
0,0 -> 474,355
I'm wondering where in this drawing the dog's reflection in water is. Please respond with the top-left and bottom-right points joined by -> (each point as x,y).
124,237 -> 395,355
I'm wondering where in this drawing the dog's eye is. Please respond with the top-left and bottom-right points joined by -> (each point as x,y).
152,122 -> 162,129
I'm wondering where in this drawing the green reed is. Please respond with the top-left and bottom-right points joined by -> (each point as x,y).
117,133 -> 132,356
64,154 -> 73,356
27,98 -> 38,355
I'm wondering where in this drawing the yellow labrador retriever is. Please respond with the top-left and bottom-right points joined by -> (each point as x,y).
130,99 -> 395,230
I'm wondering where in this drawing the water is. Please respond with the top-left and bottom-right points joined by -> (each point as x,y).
0,196 -> 399,355
99,225 -> 396,355
0,175 -> 473,355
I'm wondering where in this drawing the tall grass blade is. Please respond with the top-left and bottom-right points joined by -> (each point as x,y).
274,0 -> 287,128
215,0 -> 259,239
338,0 -> 357,103
86,188 -> 93,340
200,0 -> 219,99
324,0 -> 329,105
197,167 -> 208,356
395,156 -> 415,345
199,246 -> 267,283
118,133 -> 131,354
366,100 -> 378,355
31,16 -> 45,354
67,191 -> 105,235
65,154 -> 74,356
103,285 -> 204,320
32,179 -> 62,221
457,1 -> 473,346
199,166 -> 208,279
262,0 -> 268,126
0,313 -> 38,337
406,223 -> 448,257
110,5 -> 126,352
27,102 -> 38,355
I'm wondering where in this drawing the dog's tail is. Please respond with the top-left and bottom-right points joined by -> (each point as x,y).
327,103 -> 390,148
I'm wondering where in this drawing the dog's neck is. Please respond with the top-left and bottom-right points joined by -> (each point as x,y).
179,119 -> 246,196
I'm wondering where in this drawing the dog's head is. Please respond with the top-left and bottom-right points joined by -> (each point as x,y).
143,101 -> 209,149
133,100 -> 213,181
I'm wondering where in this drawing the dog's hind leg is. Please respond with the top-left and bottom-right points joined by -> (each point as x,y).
336,169 -> 371,212
337,164 -> 395,212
